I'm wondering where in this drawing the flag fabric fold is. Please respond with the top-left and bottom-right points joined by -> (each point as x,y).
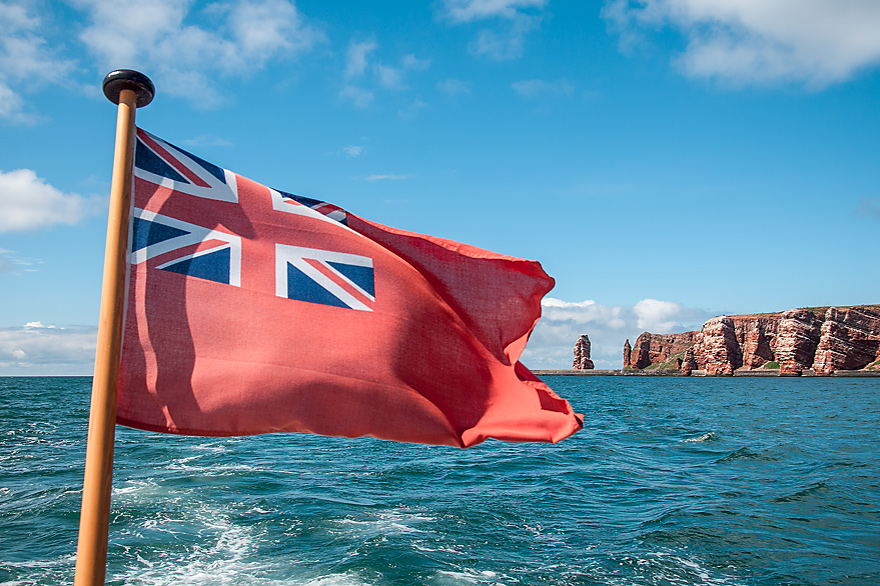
116,129 -> 582,447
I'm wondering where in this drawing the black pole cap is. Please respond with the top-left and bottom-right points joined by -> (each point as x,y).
102,70 -> 155,108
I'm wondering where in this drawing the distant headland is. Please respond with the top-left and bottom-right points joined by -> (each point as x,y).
540,305 -> 880,377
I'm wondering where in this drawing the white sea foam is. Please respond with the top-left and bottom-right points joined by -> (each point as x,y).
299,572 -> 371,586
433,568 -> 504,585
683,432 -> 717,443
333,510 -> 435,538
113,479 -> 160,496
615,552 -> 744,586
113,504 -> 266,586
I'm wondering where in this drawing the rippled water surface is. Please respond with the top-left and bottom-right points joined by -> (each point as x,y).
1,376 -> 879,585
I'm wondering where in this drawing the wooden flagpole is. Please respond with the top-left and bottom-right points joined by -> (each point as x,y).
74,70 -> 154,586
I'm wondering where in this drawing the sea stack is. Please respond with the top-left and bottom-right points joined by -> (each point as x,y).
623,339 -> 632,369
573,334 -> 595,370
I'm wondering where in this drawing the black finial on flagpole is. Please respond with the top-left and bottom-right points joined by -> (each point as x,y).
102,69 -> 155,108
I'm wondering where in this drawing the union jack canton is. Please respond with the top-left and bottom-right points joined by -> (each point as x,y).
131,129 -> 375,311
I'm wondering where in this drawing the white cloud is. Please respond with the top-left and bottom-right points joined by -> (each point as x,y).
340,85 -> 374,109
376,63 -> 404,89
520,297 -> 711,369
343,41 -> 431,96
602,0 -> 880,88
0,81 -> 26,121
181,135 -> 233,147
345,40 -> 377,77
0,248 -> 43,274
441,0 -> 545,60
0,248 -> 15,272
0,323 -> 97,375
401,54 -> 431,71
0,169 -> 103,232
511,78 -> 574,98
471,15 -> 539,60
0,1 -> 75,122
399,97 -> 428,119
340,145 -> 365,157
365,174 -> 410,181
72,0 -> 322,105
437,78 -> 470,95
632,298 -> 691,331
470,28 -> 522,60
442,0 -> 547,23
374,54 -> 431,89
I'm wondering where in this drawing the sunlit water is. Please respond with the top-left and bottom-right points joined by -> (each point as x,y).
1,376 -> 878,585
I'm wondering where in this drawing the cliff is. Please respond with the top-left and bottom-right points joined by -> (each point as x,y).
623,305 -> 880,375
627,331 -> 696,370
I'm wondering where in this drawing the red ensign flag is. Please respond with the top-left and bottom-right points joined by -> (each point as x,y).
116,129 -> 582,447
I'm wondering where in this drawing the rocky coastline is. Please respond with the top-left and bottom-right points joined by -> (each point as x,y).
564,305 -> 880,376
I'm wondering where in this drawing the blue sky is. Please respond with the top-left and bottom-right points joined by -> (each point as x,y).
2,0 -> 879,373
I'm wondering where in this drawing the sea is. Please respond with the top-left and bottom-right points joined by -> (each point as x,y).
1,376 -> 878,586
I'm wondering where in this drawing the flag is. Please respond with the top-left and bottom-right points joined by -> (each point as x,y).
117,129 -> 583,448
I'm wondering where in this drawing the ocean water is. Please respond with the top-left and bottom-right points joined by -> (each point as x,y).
1,376 -> 878,586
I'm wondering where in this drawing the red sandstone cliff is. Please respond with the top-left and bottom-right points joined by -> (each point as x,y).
623,305 -> 880,375
693,316 -> 742,376
775,309 -> 823,375
627,331 -> 696,369
813,306 -> 880,375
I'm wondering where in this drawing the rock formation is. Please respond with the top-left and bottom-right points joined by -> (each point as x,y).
623,339 -> 632,370
630,334 -> 652,369
681,347 -> 697,376
572,334 -> 595,370
736,316 -> 777,369
625,332 -> 697,369
623,304 -> 880,375
775,309 -> 823,375
813,306 -> 880,374
693,317 -> 742,376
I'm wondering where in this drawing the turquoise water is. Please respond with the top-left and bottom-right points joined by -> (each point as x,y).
1,376 -> 878,585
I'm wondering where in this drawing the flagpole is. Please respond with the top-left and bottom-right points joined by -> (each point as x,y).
74,70 -> 154,586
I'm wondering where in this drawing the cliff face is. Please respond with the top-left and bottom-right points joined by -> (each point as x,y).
813,307 -> 880,375
736,315 -> 778,369
624,305 -> 880,375
572,334 -> 595,370
626,331 -> 696,369
681,347 -> 697,375
775,309 -> 823,375
694,317 -> 742,376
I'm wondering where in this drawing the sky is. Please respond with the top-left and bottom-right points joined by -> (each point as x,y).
1,0 -> 879,374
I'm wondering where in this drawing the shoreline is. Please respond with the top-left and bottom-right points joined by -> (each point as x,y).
532,369 -> 880,377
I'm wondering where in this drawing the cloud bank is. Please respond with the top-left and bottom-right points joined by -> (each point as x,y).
0,322 -> 97,375
602,0 -> 880,88
521,297 -> 712,369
